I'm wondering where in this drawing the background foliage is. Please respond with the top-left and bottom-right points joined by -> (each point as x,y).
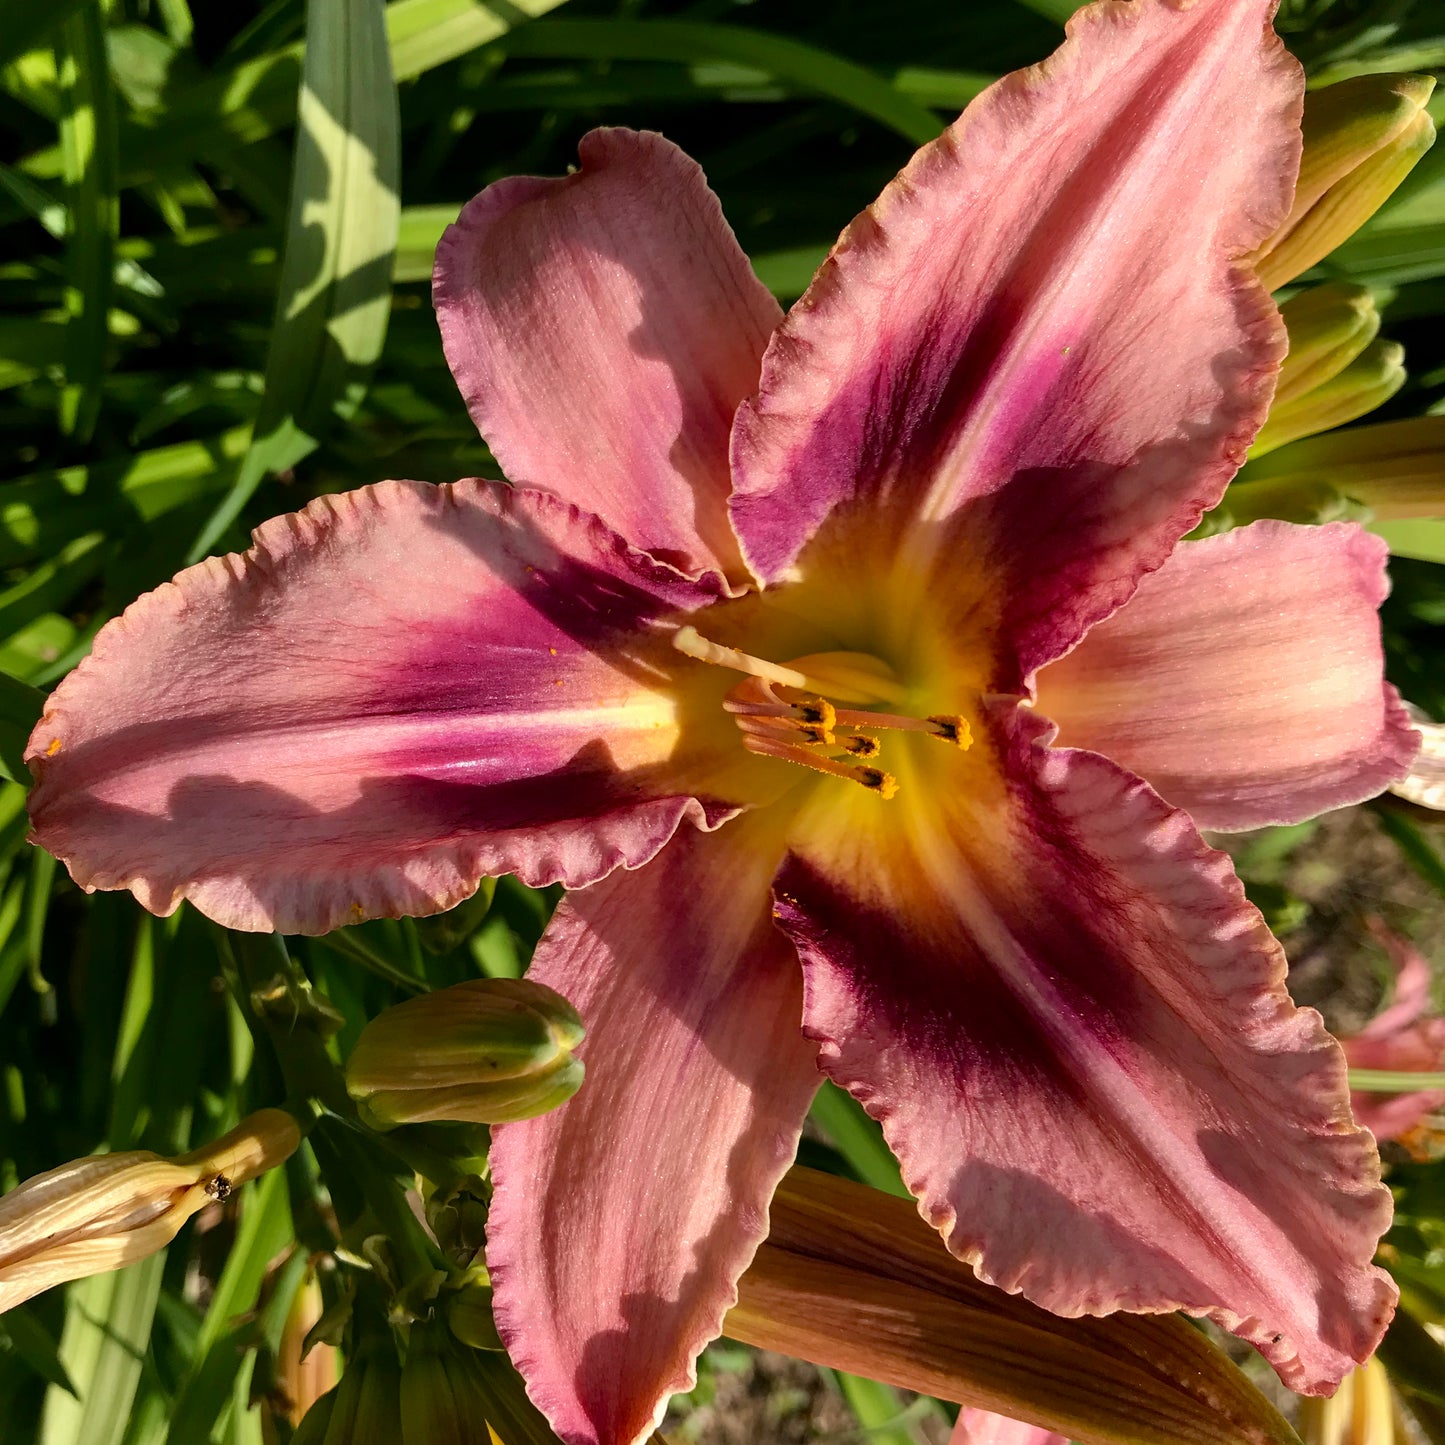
2,0 -> 1445,1440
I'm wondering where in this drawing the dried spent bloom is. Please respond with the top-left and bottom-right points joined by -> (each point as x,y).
1390,703 -> 1445,809
727,1168 -> 1297,1445
0,1108 -> 300,1312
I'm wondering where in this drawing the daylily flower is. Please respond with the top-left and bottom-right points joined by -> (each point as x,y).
1341,921 -> 1445,1148
21,2 -> 1419,1442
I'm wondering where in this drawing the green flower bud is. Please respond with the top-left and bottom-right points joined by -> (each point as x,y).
446,1272 -> 505,1352
400,1327 -> 496,1445
1253,73 -> 1436,290
1253,337 -> 1405,456
1298,1359 -> 1394,1445
1273,283 -> 1380,410
425,1176 -> 490,1267
401,1325 -> 559,1445
1212,476 -> 1364,529
345,978 -> 585,1129
294,1337 -> 404,1445
289,1387 -> 336,1445
1235,415 -> 1445,520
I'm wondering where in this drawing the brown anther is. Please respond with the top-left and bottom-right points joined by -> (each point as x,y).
841,734 -> 881,758
798,724 -> 833,746
792,698 -> 837,731
927,715 -> 972,748
857,767 -> 899,800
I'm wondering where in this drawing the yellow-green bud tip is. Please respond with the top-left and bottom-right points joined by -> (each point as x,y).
1254,71 -> 1437,290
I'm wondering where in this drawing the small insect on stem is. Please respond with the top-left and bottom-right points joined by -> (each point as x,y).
204,1174 -> 233,1203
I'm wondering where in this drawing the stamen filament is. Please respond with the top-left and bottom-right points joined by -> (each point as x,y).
831,709 -> 972,747
742,735 -> 898,799
674,625 -> 966,797
735,715 -> 837,748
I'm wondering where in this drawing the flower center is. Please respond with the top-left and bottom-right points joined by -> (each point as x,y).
672,625 -> 970,799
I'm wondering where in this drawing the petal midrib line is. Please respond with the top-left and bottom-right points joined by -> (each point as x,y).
902,795 -> 1319,1334
918,9 -> 1269,531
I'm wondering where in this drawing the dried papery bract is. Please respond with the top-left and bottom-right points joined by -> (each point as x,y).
0,1108 -> 301,1312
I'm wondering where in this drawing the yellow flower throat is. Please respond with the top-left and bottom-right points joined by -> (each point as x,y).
672,624 -> 970,800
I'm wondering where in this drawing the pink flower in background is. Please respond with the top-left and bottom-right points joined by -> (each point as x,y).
24,1 -> 1419,1441
952,1410 -> 1066,1445
1343,922 -> 1445,1146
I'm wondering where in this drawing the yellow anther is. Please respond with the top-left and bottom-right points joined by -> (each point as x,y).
841,734 -> 882,759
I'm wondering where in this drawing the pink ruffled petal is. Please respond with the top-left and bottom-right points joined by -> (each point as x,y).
730,0 -> 1299,674
952,1410 -> 1066,1445
774,708 -> 1394,1397
435,128 -> 782,583
1034,522 -> 1419,831
487,816 -> 820,1445
27,481 -> 732,934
